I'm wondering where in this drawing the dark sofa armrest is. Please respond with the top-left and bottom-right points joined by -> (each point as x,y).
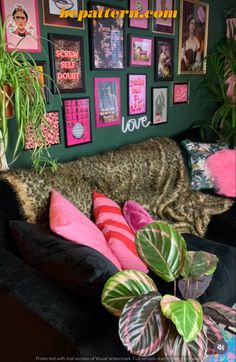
0,247 -> 130,357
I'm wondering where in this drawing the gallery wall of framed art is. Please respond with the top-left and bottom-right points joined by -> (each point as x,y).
0,0 -> 229,169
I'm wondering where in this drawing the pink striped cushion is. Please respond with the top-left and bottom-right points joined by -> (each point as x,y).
49,190 -> 122,270
93,192 -> 148,272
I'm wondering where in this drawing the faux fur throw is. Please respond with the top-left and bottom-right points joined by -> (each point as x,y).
0,137 -> 233,236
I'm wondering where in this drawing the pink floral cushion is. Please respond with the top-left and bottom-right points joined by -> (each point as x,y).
123,200 -> 154,233
49,190 -> 122,270
207,149 -> 236,197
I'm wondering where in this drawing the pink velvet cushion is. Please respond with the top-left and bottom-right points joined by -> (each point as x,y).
207,149 -> 236,197
123,200 -> 154,233
49,190 -> 121,270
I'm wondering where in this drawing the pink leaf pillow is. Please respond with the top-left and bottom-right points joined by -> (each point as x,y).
93,192 -> 148,273
49,190 -> 121,270
123,200 -> 154,233
207,149 -> 236,197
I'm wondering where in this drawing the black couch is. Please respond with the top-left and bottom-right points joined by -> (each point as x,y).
0,133 -> 236,360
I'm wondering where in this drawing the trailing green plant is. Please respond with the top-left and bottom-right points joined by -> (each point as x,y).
196,37 -> 236,146
101,221 -> 236,359
0,16 -> 56,171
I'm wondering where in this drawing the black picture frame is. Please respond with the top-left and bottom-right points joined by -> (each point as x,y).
49,34 -> 85,94
129,35 -> 153,67
172,82 -> 189,105
152,0 -> 176,35
42,0 -> 84,29
155,37 -> 174,81
128,74 -> 147,116
129,0 -> 149,30
33,61 -> 50,104
89,2 -> 126,70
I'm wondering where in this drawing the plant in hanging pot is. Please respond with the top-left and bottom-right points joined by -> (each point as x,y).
101,222 -> 236,359
0,16 -> 57,171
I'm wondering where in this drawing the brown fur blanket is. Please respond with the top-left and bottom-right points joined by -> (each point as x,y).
0,137 -> 233,236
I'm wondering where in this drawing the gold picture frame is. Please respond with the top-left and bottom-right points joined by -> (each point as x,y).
178,0 -> 209,75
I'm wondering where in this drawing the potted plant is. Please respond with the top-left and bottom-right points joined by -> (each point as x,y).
101,221 -> 236,359
196,36 -> 236,147
0,16 -> 56,171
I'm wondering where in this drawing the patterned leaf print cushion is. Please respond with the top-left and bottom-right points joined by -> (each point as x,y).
181,140 -> 229,190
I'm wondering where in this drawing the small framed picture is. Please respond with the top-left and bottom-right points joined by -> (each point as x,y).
128,74 -> 147,116
1,0 -> 41,52
24,111 -> 60,150
49,34 -> 85,94
155,38 -> 174,81
130,36 -> 153,67
42,0 -> 84,29
89,2 -> 125,70
33,61 -> 49,103
63,98 -> 91,147
129,0 -> 149,30
94,77 -> 121,127
178,0 -> 209,74
152,0 -> 176,34
173,82 -> 189,104
152,87 -> 168,124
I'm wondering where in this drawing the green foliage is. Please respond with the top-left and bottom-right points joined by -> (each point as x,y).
0,16 -> 56,171
102,221 -> 236,358
197,38 -> 236,146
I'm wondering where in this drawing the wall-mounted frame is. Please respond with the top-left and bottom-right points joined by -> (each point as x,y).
89,2 -> 125,70
155,37 -> 174,81
152,87 -> 168,124
42,0 -> 84,29
173,82 -> 189,104
130,36 -> 153,67
129,0 -> 149,30
1,0 -> 41,52
152,0 -> 175,35
178,0 -> 209,74
94,77 -> 121,127
128,74 -> 147,116
33,61 -> 49,103
49,34 -> 85,93
24,111 -> 60,150
63,98 -> 91,147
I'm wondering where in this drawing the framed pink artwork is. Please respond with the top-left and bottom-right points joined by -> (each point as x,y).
128,74 -> 147,115
63,98 -> 91,147
129,0 -> 149,29
130,36 -> 153,67
173,82 -> 189,104
152,0 -> 176,35
94,77 -> 121,128
1,0 -> 41,52
24,111 -> 60,150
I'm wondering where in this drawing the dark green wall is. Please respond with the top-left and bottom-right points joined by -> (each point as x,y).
6,0 -> 235,168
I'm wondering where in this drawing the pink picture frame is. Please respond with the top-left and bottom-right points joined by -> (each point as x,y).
129,0 -> 149,29
94,77 -> 121,128
128,74 -> 147,115
130,36 -> 153,67
1,0 -> 41,52
173,82 -> 189,104
63,98 -> 91,147
24,111 -> 60,150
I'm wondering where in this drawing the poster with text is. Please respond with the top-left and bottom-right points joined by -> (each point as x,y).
128,74 -> 147,115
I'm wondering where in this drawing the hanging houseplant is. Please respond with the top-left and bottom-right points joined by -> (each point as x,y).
0,16 -> 57,171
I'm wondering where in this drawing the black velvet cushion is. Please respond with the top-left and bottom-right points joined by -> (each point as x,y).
0,179 -> 22,251
10,221 -> 119,299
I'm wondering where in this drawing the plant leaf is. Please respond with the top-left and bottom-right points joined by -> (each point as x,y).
178,275 -> 213,299
161,295 -> 203,342
163,323 -> 208,361
181,251 -> 218,279
119,291 -> 169,356
101,270 -> 158,317
203,315 -> 224,355
203,302 -> 236,328
136,222 -> 186,282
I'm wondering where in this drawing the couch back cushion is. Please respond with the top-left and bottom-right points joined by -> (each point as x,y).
93,192 -> 148,272
49,190 -> 121,270
10,221 -> 119,298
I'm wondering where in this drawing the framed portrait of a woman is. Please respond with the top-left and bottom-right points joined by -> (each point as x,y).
1,0 -> 41,52
178,0 -> 209,75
